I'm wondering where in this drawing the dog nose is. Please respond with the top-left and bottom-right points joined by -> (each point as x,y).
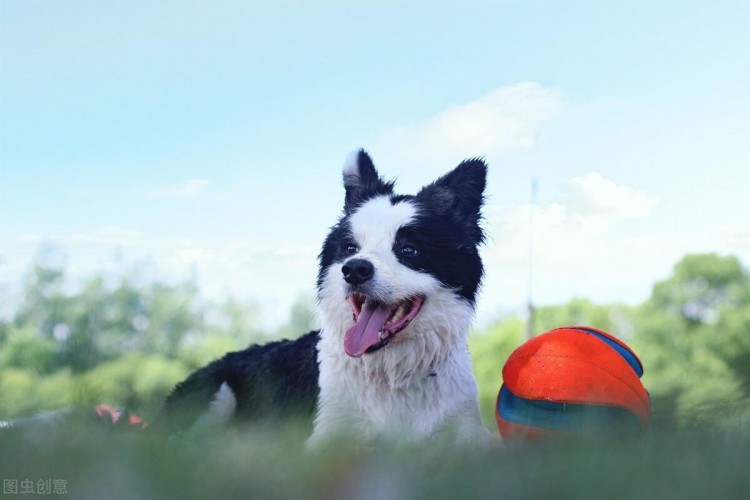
342,258 -> 374,285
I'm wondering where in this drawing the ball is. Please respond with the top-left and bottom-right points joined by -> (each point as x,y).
495,326 -> 651,440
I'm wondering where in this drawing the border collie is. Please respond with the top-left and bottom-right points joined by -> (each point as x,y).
160,150 -> 490,444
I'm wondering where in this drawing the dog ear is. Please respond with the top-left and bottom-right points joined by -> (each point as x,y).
418,158 -> 487,243
342,149 -> 395,213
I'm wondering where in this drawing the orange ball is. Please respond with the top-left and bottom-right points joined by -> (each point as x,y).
495,326 -> 651,440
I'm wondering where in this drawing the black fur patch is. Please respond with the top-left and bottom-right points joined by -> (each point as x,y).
158,331 -> 320,433
393,210 -> 484,303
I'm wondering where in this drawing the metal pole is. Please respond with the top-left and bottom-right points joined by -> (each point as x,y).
527,178 -> 538,340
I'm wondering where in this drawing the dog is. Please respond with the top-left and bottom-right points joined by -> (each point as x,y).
160,150 -> 490,445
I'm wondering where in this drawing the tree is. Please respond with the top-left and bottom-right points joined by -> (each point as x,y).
650,253 -> 748,325
14,244 -> 69,340
469,317 -> 525,426
274,293 -> 318,340
534,298 -> 635,340
632,253 -> 750,428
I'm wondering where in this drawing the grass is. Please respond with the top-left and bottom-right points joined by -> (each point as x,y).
2,419 -> 749,499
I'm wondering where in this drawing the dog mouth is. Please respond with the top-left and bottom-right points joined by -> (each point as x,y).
343,293 -> 424,358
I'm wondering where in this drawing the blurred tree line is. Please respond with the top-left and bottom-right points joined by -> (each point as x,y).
0,246 -> 317,419
2,247 -> 749,431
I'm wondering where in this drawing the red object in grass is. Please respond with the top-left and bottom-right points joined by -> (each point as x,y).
94,404 -> 148,430
495,326 -> 651,440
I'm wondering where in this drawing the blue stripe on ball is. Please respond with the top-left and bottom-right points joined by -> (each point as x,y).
569,327 -> 644,377
497,385 -> 641,434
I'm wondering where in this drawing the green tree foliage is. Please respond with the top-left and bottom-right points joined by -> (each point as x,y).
469,317 -> 524,426
650,253 -> 747,325
77,354 -> 188,412
630,253 -> 750,428
0,248 -> 294,418
274,293 -> 318,340
13,245 -> 68,337
1,326 -> 56,374
534,299 -> 635,339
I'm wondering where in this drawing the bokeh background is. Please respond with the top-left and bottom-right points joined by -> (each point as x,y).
1,1 -> 748,431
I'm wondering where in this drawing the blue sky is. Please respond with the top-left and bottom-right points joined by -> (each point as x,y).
1,1 -> 748,327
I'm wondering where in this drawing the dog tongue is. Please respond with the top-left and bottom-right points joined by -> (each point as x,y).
344,300 -> 392,358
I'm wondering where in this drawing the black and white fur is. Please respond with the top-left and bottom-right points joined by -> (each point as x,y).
161,150 -> 490,444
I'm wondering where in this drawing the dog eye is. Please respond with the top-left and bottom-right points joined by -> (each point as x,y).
399,245 -> 418,258
344,243 -> 359,256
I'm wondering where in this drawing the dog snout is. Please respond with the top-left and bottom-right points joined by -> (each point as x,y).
342,258 -> 374,285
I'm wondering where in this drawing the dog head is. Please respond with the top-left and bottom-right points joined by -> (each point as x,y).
317,150 -> 486,360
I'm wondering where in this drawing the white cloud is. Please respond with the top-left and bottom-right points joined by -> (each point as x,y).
566,172 -> 659,220
155,179 -> 209,199
476,173 -> 664,322
66,227 -> 145,247
487,172 -> 660,267
375,82 -> 562,169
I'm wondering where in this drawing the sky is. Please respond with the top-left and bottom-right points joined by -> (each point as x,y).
1,1 -> 748,328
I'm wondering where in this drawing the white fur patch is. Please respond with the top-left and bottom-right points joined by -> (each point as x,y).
349,196 -> 416,250
192,382 -> 237,431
